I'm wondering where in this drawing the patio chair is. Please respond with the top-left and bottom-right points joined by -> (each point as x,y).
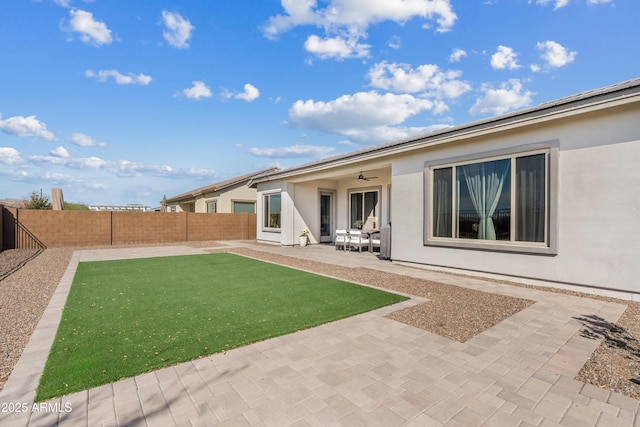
349,230 -> 370,253
370,231 -> 381,252
335,230 -> 350,251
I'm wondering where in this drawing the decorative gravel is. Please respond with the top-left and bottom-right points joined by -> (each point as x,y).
1,244 -> 639,402
0,248 -> 74,392
224,248 -> 534,343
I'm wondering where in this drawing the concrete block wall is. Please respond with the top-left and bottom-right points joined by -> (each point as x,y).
111,212 -> 187,244
0,204 -> 4,252
1,207 -> 257,249
188,212 -> 256,241
17,210 -> 111,247
1,207 -> 18,251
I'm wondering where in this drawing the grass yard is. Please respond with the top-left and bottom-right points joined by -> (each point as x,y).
36,252 -> 407,401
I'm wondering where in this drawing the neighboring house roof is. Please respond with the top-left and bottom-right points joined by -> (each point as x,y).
166,167 -> 280,204
249,77 -> 640,186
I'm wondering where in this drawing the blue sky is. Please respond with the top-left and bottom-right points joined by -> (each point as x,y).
0,0 -> 637,207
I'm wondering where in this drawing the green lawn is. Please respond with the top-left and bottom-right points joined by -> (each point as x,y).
36,253 -> 407,400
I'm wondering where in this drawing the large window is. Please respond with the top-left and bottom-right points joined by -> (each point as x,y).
349,190 -> 379,229
428,148 -> 554,252
263,193 -> 281,230
233,201 -> 255,213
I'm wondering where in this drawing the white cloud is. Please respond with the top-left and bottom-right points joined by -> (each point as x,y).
263,0 -> 456,62
531,0 -> 611,8
449,48 -> 467,62
85,69 -> 152,85
367,61 -> 471,100
51,0 -> 96,7
264,0 -> 457,38
28,152 -> 219,179
248,144 -> 335,159
530,0 -> 567,8
347,124 -> 452,144
63,9 -> 112,46
304,34 -> 370,60
469,79 -> 535,116
0,114 -> 56,140
289,91 -> 443,143
0,147 -> 23,165
178,81 -> 212,100
71,132 -> 106,147
232,83 -> 260,102
51,146 -> 69,158
536,40 -> 577,68
30,154 -> 106,168
109,161 -> 219,179
161,10 -> 194,49
491,45 -> 520,70
387,35 -> 402,50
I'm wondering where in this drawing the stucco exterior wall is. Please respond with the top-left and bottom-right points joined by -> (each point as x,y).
168,183 -> 258,214
197,183 -> 258,213
256,175 -> 393,246
256,181 -> 286,244
390,104 -> 640,294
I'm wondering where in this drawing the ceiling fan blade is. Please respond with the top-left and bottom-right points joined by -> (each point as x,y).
357,172 -> 377,181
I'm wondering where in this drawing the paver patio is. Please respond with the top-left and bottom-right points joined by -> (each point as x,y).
1,241 -> 638,426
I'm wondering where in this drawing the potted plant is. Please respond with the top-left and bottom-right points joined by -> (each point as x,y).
299,229 -> 310,246
354,220 -> 364,230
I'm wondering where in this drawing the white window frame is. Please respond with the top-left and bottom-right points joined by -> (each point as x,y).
206,199 -> 218,213
424,142 -> 558,255
262,192 -> 282,232
348,186 -> 381,230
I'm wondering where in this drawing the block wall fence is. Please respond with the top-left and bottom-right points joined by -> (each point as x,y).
0,206 -> 256,250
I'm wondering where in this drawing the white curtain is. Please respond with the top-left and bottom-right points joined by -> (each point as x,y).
461,160 -> 510,240
516,154 -> 545,242
433,168 -> 452,237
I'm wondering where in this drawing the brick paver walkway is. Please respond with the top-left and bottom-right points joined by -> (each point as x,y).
1,242 -> 638,426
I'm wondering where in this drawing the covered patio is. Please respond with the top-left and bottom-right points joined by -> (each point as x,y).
253,160 -> 393,248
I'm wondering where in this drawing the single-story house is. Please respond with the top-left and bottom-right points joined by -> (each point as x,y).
165,167 -> 279,213
249,78 -> 640,297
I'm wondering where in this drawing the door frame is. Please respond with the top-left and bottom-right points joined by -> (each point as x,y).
319,190 -> 335,243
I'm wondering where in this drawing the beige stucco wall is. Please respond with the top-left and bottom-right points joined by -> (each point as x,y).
168,182 -> 257,214
196,182 -> 257,213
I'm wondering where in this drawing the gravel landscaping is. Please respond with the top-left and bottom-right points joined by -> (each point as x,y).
1,244 -> 639,401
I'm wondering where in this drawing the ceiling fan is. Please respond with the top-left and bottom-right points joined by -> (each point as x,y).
357,171 -> 378,181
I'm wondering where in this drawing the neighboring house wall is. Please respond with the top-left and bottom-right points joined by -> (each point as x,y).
196,182 -> 257,213
166,169 -> 277,214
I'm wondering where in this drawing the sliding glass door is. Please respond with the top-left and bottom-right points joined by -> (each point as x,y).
349,190 -> 379,229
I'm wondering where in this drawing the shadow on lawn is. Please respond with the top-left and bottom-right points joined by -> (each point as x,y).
573,314 -> 640,360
